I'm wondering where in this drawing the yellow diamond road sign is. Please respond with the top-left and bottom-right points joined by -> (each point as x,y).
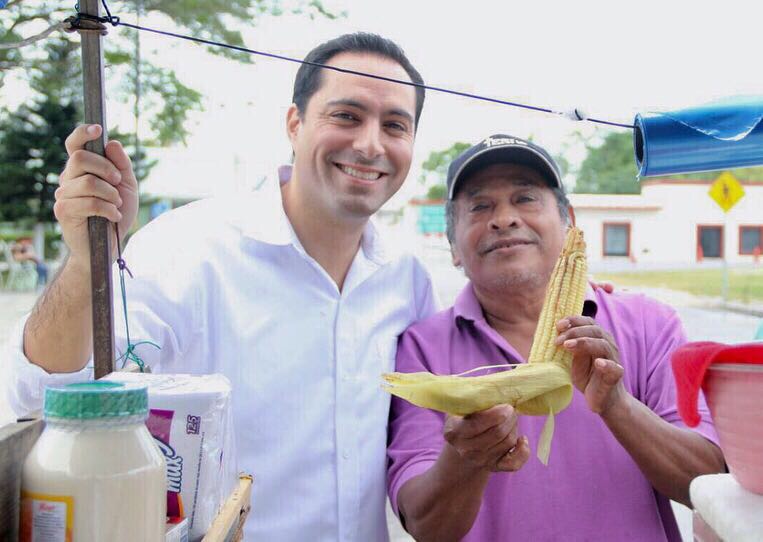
709,172 -> 745,213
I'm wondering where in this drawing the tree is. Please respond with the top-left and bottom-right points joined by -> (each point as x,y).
0,38 -> 80,225
0,0 -> 341,249
1,0 -> 341,159
574,132 -> 640,194
425,184 -> 447,200
419,142 -> 470,199
0,99 -> 74,225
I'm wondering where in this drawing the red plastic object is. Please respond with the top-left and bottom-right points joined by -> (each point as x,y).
704,364 -> 763,494
672,342 -> 763,494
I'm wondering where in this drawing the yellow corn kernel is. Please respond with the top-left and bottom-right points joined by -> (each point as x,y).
529,227 -> 587,367
383,227 -> 588,465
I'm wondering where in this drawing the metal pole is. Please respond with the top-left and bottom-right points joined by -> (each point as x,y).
78,0 -> 115,378
722,212 -> 729,306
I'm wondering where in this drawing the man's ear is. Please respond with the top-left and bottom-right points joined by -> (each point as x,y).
286,104 -> 301,148
567,204 -> 576,227
451,246 -> 461,268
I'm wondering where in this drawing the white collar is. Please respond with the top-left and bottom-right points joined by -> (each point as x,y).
231,166 -> 391,265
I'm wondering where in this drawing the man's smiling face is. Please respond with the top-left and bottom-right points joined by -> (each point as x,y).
287,52 -> 417,221
451,163 -> 568,292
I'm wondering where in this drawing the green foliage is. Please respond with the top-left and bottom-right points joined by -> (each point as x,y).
420,142 -> 471,184
419,142 -> 470,198
0,39 -> 80,225
574,132 -> 640,194
140,63 -> 203,147
426,184 -> 447,201
0,99 -> 74,223
0,0 -> 342,224
553,153 -> 570,178
0,0 -> 344,148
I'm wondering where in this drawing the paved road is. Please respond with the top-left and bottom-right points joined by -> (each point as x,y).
2,245 -> 760,541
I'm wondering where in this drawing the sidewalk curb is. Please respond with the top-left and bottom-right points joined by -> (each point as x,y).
704,303 -> 763,319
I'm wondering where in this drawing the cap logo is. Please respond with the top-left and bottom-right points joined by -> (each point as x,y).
482,136 -> 527,148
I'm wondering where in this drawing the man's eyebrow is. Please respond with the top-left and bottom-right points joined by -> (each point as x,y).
387,108 -> 414,123
462,178 -> 540,198
464,186 -> 484,198
326,99 -> 414,123
326,99 -> 366,110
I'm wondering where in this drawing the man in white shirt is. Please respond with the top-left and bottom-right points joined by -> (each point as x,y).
6,33 -> 436,541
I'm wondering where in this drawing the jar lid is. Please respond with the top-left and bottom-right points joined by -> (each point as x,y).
44,381 -> 148,420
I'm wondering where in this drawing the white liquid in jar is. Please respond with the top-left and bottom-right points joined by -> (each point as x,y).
20,382 -> 166,542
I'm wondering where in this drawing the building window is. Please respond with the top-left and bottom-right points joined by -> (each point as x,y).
603,223 -> 630,257
740,226 -> 763,255
697,225 -> 723,259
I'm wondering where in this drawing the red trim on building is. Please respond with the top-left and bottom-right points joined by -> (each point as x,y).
602,222 -> 631,258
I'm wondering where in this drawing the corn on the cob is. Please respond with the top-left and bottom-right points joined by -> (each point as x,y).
529,225 -> 588,369
382,227 -> 588,465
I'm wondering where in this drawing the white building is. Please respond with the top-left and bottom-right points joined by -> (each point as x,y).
400,178 -> 763,267
571,179 -> 763,266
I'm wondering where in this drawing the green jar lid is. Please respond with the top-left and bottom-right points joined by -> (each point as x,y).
44,381 -> 148,420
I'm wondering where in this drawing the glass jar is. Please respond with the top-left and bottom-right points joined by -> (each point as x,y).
20,381 -> 166,541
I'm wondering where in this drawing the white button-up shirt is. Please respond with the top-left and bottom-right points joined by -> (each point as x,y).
5,170 -> 438,541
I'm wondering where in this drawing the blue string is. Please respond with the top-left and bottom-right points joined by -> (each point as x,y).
114,224 -> 159,371
70,4 -> 635,130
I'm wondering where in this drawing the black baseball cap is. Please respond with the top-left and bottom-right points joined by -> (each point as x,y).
446,134 -> 563,200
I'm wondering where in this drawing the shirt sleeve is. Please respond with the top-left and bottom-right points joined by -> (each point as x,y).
386,328 -> 447,517
412,258 -> 442,321
643,301 -> 719,447
3,215 -> 201,420
3,313 -> 94,419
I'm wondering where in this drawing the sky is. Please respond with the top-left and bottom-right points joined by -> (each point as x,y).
5,0 -> 763,206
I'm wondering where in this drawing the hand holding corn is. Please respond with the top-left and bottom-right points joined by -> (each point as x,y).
555,315 -> 627,416
443,405 -> 531,473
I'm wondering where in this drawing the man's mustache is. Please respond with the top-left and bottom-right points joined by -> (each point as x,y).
479,235 -> 538,255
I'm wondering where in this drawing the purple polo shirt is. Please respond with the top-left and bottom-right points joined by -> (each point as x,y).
387,284 -> 719,542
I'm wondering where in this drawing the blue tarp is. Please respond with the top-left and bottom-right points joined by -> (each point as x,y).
634,97 -> 763,177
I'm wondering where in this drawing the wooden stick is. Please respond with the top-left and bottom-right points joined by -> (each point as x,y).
79,0 -> 115,378
201,475 -> 254,541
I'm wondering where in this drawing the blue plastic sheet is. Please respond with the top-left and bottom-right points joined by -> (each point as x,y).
634,97 -> 763,177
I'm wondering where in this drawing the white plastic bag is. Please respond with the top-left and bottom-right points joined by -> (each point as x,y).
106,373 -> 237,541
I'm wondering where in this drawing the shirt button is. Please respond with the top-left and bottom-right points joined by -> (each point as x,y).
342,451 -> 350,460
342,373 -> 350,381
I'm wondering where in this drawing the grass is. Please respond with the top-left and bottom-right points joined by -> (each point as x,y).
595,268 -> 763,304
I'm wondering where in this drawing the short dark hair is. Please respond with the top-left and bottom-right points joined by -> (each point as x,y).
292,33 -> 425,127
445,185 -> 571,245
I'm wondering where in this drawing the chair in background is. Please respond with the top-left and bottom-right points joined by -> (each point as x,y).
0,241 -> 38,291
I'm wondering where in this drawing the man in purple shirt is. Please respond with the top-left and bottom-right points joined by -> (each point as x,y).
387,135 -> 725,541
